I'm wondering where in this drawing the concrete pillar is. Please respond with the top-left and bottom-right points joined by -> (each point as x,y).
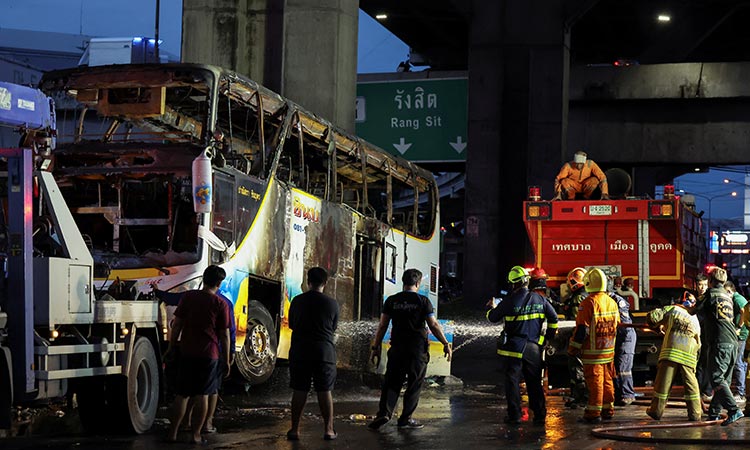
182,0 -> 358,132
464,0 -> 570,307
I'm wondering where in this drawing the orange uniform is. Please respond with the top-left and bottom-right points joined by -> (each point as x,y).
568,291 -> 620,420
555,160 -> 608,199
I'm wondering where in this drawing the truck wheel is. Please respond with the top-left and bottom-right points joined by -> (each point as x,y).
118,336 -> 160,434
236,300 -> 277,385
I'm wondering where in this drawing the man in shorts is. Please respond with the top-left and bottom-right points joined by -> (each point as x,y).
166,265 -> 231,444
287,267 -> 340,441
368,268 -> 452,430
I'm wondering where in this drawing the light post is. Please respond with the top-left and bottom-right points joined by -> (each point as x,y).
679,189 -> 737,262
724,176 -> 750,229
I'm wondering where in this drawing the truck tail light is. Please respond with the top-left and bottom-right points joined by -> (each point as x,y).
649,201 -> 674,218
663,184 -> 675,199
527,202 -> 551,220
528,186 -> 541,201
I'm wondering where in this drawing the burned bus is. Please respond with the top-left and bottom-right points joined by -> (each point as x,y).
39,64 -> 440,384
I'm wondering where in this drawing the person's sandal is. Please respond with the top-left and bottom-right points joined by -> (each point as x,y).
323,431 -> 338,440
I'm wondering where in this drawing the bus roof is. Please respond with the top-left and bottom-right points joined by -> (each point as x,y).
39,63 -> 435,191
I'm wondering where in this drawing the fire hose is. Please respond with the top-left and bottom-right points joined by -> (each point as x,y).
545,383 -> 749,444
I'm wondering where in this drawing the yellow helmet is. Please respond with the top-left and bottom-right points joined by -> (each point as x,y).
583,268 -> 607,293
507,265 -> 529,284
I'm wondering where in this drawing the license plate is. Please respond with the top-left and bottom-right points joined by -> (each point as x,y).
589,205 -> 612,216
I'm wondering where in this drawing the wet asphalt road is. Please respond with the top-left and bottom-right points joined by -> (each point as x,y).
5,386 -> 750,450
4,325 -> 750,449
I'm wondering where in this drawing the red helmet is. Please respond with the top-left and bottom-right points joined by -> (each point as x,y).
528,267 -> 548,290
529,267 -> 548,280
567,267 -> 586,291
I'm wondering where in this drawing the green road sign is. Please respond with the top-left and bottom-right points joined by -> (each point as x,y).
355,78 -> 468,162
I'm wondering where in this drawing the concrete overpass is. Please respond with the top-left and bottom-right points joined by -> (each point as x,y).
181,0 -> 750,306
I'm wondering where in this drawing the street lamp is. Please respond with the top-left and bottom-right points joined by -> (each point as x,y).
678,189 -> 737,236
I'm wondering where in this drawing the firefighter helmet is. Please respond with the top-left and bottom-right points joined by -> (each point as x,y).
508,266 -> 529,284
529,267 -> 548,279
567,267 -> 586,291
584,268 -> 607,293
529,267 -> 548,290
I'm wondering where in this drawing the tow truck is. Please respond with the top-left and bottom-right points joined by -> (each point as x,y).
523,180 -> 706,375
0,82 -> 162,434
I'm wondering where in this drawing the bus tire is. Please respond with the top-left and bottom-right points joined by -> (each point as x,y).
117,336 -> 160,434
236,300 -> 277,385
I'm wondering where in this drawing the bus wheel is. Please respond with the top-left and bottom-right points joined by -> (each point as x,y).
236,300 -> 277,385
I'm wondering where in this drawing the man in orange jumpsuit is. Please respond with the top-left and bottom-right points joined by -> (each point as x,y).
552,151 -> 609,200
568,268 -> 620,423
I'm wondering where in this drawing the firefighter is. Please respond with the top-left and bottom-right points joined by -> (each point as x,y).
611,279 -> 637,406
694,267 -> 744,426
551,151 -> 609,201
620,277 -> 640,311
528,267 -> 549,295
645,291 -> 702,421
568,268 -> 620,424
564,267 -> 588,408
486,266 -> 558,426
562,268 -> 587,320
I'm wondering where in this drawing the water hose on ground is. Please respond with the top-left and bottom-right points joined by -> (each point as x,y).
588,416 -> 750,445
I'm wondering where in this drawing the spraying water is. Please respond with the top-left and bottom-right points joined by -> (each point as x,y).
335,320 -> 503,353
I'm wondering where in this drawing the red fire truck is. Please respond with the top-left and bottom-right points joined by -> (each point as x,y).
523,189 -> 706,304
523,186 -> 707,378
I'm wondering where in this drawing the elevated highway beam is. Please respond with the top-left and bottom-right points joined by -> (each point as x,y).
570,62 -> 750,166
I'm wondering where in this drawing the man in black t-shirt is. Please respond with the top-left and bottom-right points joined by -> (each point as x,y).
287,267 -> 340,441
368,268 -> 452,430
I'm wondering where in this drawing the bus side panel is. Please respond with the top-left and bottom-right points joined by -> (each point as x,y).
381,224 -> 446,376
277,189 -> 357,361
223,178 -> 287,351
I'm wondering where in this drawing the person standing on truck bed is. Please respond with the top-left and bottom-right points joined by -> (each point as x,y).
645,291 -> 702,421
166,265 -> 231,444
287,267 -> 340,441
486,266 -> 558,425
368,268 -> 452,431
568,268 -> 620,424
564,267 -> 588,408
724,281 -> 748,406
551,151 -> 609,201
694,268 -> 744,426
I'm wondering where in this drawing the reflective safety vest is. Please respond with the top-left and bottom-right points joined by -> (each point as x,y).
487,287 -> 559,359
647,305 -> 701,369
568,292 -> 619,364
